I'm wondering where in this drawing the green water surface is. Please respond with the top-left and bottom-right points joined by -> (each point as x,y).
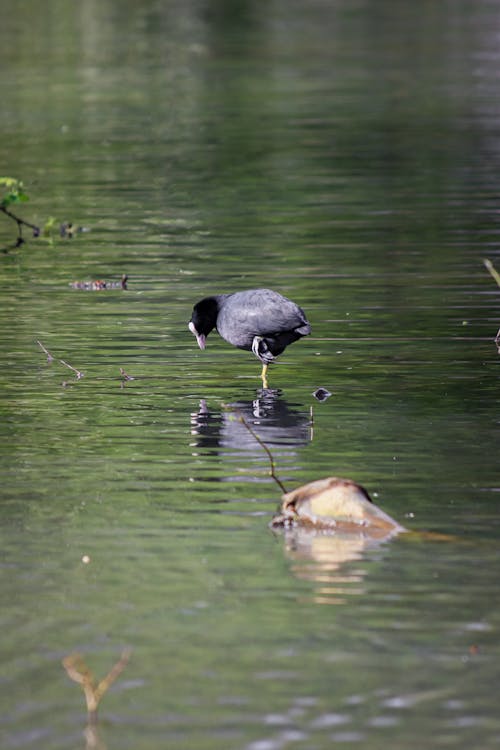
1,2 -> 499,749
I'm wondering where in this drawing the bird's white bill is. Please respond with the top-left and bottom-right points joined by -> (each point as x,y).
188,321 -> 206,349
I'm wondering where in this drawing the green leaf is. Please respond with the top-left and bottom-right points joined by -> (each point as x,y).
1,193 -> 17,207
0,178 -> 29,205
0,177 -> 19,188
43,216 -> 57,235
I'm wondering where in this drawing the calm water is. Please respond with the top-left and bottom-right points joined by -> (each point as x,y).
1,1 -> 499,749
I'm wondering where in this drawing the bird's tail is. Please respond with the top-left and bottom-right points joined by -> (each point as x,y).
296,322 -> 311,335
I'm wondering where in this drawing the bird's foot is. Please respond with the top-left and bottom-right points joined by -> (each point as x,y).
251,336 -> 263,359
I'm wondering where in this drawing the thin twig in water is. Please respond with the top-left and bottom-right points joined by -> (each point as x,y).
225,406 -> 287,494
60,359 -> 84,379
36,340 -> 84,379
36,339 -> 54,363
484,258 -> 500,288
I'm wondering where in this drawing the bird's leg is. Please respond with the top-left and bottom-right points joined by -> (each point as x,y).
252,337 -> 270,387
261,363 -> 269,389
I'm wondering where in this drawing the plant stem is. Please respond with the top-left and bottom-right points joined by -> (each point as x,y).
0,204 -> 40,242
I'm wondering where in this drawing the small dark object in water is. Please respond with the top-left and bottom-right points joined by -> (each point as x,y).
313,387 -> 331,402
60,222 -> 90,238
188,288 -> 310,387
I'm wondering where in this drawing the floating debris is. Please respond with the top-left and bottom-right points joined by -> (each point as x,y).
70,274 -> 128,291
312,387 -> 331,402
60,222 -> 90,238
119,367 -> 134,381
271,476 -> 405,536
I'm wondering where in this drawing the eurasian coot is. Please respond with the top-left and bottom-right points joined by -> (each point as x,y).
188,288 -> 311,387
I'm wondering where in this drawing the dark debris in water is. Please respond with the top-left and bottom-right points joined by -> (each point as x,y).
120,367 -> 134,382
313,387 -> 332,402
60,222 -> 90,238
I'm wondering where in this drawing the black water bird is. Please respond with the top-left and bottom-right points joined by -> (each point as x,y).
188,288 -> 311,387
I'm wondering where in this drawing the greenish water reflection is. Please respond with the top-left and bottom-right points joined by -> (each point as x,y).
1,1 -> 500,749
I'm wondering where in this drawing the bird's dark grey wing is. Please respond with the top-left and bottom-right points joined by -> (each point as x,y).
250,290 -> 310,335
217,289 -> 309,348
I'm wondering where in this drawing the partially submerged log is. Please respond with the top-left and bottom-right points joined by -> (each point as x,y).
271,476 -> 405,537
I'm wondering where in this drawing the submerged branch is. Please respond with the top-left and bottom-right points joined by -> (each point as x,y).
484,258 -> 500,288
36,339 -> 54,363
63,648 -> 132,724
224,405 -> 288,494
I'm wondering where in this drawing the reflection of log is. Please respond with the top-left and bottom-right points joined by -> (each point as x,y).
83,723 -> 108,750
271,476 -> 405,537
282,527 -> 384,604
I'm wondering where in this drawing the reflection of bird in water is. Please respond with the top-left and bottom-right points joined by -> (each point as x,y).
191,390 -> 312,451
190,390 -> 312,482
188,289 -> 310,387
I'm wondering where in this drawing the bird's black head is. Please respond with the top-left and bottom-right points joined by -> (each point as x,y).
188,296 -> 220,350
